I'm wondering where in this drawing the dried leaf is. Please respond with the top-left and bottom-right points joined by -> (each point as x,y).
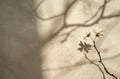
78,41 -> 92,53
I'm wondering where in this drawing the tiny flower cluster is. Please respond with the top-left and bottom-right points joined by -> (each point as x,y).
78,28 -> 118,79
84,28 -> 104,40
78,28 -> 104,53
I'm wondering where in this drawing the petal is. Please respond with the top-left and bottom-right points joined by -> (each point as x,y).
78,48 -> 83,52
84,48 -> 88,53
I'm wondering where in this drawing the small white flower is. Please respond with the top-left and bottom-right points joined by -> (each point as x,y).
93,27 -> 104,37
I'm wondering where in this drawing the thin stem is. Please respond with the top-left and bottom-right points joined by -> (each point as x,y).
93,38 -> 118,79
83,52 -> 106,79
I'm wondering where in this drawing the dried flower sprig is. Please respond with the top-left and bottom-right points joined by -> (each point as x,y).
78,28 -> 118,79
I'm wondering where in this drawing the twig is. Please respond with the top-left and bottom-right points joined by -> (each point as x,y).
93,38 -> 118,79
83,52 -> 106,79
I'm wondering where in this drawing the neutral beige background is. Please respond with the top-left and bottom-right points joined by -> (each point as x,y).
36,0 -> 120,79
0,0 -> 120,79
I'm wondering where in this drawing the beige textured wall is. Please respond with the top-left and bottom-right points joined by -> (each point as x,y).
0,0 -> 120,79
36,0 -> 120,79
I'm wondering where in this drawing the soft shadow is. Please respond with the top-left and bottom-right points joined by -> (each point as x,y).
0,0 -> 43,79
